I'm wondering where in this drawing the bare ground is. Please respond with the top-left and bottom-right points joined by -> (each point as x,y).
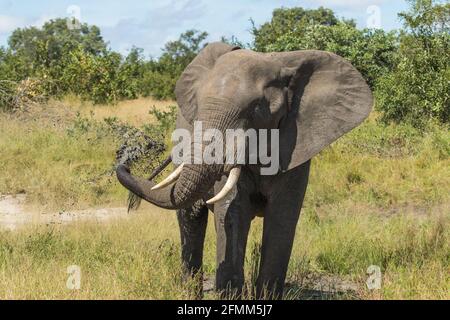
0,194 -> 129,231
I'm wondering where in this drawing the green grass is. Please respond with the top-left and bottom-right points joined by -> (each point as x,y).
0,206 -> 447,299
308,118 -> 450,209
0,104 -> 449,300
291,205 -> 449,299
0,115 -> 126,211
1,112 -> 448,212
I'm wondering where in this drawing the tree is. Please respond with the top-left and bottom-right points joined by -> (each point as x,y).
251,7 -> 354,52
141,30 -> 208,99
376,0 -> 449,126
61,46 -> 115,104
162,30 -> 208,66
220,35 -> 247,48
4,19 -> 109,98
399,0 -> 449,35
2,23 -> 209,103
251,7 -> 396,88
117,47 -> 145,100
8,18 -> 106,68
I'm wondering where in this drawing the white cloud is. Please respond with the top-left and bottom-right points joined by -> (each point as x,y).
0,13 -> 57,36
0,0 -> 404,55
0,15 -> 24,34
102,0 -> 207,56
33,14 -> 57,27
312,0 -> 386,9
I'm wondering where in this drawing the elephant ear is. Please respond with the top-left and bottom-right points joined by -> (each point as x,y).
273,50 -> 373,171
175,42 -> 240,125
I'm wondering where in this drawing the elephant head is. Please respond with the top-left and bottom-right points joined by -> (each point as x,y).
117,42 -> 373,209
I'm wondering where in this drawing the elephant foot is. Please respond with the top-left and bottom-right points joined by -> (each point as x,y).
216,284 -> 245,300
181,268 -> 204,299
255,283 -> 284,300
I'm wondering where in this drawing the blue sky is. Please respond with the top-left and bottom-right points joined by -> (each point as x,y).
0,0 -> 410,57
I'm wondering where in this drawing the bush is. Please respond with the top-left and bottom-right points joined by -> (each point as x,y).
252,1 -> 448,127
0,80 -> 16,111
139,30 -> 208,100
261,22 -> 397,87
375,0 -> 450,126
0,23 -> 208,104
58,46 -> 147,104
144,105 -> 178,138
117,47 -> 145,100
139,69 -> 177,100
0,78 -> 48,112
61,47 -> 123,104
0,2 -> 448,129
251,7 -> 343,52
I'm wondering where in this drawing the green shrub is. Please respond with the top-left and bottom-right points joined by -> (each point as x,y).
1,23 -> 208,104
251,7 -> 397,87
139,70 -> 177,100
0,2 -> 448,129
144,105 -> 177,138
0,80 -> 16,111
251,6 -> 343,52
139,30 -> 208,100
375,0 -> 450,126
61,47 -> 123,104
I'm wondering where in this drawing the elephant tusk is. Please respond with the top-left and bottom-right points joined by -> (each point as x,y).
206,167 -> 241,205
151,163 -> 185,191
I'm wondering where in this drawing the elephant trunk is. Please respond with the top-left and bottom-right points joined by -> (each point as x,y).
116,98 -> 241,210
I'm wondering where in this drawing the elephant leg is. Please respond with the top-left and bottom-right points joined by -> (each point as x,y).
257,160 -> 311,299
213,175 -> 254,298
177,203 -> 208,298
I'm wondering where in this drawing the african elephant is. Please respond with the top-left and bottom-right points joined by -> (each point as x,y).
117,42 -> 373,299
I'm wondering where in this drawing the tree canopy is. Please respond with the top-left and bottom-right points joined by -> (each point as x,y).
0,1 -> 448,127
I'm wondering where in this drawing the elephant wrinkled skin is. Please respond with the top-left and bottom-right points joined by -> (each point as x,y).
117,42 -> 373,299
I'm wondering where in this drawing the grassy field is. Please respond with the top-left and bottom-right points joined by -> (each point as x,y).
0,97 -> 449,299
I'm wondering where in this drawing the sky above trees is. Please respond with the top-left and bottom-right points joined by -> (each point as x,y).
0,0 -> 410,57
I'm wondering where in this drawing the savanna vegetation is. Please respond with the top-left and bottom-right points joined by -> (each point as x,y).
0,0 -> 448,299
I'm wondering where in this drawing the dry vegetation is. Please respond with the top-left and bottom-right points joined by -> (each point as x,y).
0,97 -> 449,300
59,95 -> 174,126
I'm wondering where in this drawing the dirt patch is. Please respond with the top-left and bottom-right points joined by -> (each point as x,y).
285,274 -> 360,300
0,194 -> 129,231
202,275 -> 360,300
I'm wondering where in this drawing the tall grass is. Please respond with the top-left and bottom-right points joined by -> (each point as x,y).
0,97 -> 174,211
2,110 -> 448,212
0,115 -> 123,210
291,206 -> 449,299
0,98 -> 448,299
0,205 -> 447,299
